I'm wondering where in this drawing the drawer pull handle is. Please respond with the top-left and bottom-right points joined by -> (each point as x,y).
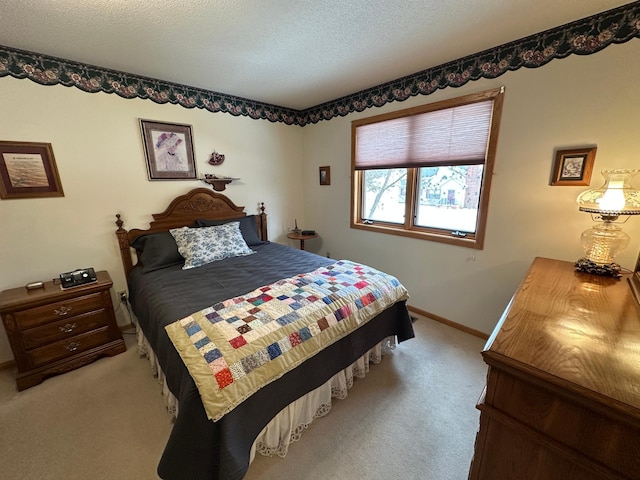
59,323 -> 76,333
54,306 -> 72,316
65,341 -> 81,352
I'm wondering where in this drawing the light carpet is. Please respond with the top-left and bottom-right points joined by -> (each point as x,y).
0,316 -> 487,479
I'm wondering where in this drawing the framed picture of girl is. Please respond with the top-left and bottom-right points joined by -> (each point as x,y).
140,120 -> 196,180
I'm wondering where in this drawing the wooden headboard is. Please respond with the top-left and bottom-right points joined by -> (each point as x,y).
115,188 -> 267,277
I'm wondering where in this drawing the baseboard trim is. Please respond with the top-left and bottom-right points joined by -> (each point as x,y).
0,358 -> 14,371
407,305 -> 489,340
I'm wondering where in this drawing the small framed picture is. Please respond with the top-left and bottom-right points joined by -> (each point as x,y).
0,141 -> 64,199
140,119 -> 196,180
550,147 -> 596,186
319,166 -> 331,185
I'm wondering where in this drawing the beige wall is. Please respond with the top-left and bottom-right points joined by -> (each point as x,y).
1,39 -> 639,363
0,77 -> 305,362
301,40 -> 640,335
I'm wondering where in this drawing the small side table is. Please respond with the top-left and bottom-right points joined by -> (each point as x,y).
287,232 -> 318,251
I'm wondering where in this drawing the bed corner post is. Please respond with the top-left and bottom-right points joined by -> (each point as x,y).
115,214 -> 134,277
258,202 -> 268,241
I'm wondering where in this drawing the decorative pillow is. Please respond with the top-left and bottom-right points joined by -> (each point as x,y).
130,232 -> 184,273
196,215 -> 264,246
170,222 -> 255,270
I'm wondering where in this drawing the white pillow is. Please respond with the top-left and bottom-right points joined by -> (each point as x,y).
169,222 -> 255,269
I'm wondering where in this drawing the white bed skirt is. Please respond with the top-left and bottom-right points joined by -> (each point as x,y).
136,325 -> 395,461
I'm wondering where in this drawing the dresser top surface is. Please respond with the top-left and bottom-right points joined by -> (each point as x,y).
485,256 -> 640,414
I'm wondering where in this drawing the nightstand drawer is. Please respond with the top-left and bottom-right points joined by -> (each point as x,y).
27,326 -> 112,368
13,292 -> 104,330
21,310 -> 110,350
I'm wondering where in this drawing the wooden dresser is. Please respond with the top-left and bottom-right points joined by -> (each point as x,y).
468,257 -> 640,480
0,270 -> 126,390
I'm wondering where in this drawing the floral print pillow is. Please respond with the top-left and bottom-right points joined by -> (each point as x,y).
170,222 -> 255,269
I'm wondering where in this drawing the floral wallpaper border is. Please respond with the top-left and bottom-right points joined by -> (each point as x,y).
0,2 -> 638,126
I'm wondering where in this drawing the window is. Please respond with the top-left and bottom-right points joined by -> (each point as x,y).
351,87 -> 504,249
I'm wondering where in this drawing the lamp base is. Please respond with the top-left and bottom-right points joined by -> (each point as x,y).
574,257 -> 622,278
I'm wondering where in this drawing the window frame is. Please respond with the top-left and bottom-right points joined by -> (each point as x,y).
350,87 -> 505,249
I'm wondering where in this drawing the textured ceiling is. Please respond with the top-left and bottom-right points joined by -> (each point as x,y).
0,0 -> 633,110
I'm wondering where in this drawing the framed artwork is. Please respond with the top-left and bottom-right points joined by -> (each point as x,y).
0,141 -> 64,199
319,166 -> 331,185
140,119 -> 196,180
550,147 -> 596,186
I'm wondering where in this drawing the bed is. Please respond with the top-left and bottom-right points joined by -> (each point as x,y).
115,188 -> 414,480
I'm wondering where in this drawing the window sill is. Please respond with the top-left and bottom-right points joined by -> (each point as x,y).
350,222 -> 483,249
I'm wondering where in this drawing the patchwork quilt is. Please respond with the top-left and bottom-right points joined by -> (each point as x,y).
165,260 -> 409,421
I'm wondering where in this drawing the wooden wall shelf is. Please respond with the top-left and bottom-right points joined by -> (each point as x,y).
201,176 -> 239,192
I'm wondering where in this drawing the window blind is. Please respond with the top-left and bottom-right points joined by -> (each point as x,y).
355,100 -> 494,170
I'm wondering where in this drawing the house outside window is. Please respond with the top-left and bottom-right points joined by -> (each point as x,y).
351,87 -> 505,249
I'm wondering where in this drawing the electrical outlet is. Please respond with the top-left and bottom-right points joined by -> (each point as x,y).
118,290 -> 127,304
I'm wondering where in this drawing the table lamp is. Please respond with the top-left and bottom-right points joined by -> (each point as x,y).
575,169 -> 640,276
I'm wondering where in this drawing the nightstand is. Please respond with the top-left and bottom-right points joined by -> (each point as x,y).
287,232 -> 318,251
0,270 -> 126,390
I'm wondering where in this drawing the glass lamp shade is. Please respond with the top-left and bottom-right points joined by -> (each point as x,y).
576,169 -> 640,217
